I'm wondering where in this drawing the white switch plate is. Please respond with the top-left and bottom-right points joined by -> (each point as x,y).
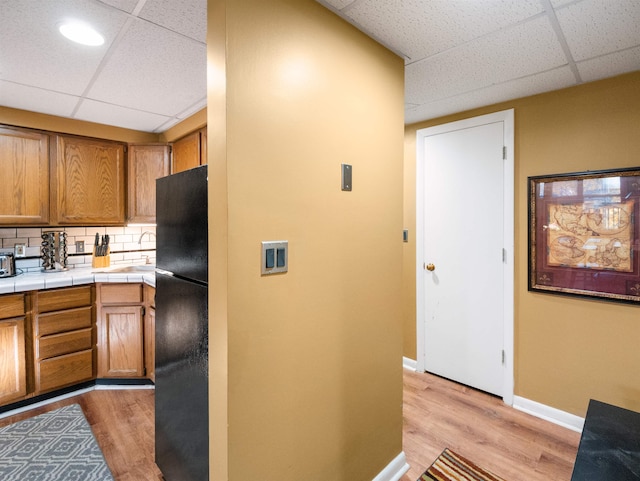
261,241 -> 288,275
14,243 -> 26,258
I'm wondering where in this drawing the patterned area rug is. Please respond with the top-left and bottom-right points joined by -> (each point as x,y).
419,448 -> 506,481
0,404 -> 114,481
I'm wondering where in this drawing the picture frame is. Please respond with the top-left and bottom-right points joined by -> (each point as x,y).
528,167 -> 640,304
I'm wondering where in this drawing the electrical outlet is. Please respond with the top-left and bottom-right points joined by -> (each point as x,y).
76,240 -> 85,253
14,244 -> 26,258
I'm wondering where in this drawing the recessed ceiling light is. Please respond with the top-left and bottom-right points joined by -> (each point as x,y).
59,21 -> 104,46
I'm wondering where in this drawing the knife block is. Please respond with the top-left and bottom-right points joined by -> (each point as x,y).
92,247 -> 111,268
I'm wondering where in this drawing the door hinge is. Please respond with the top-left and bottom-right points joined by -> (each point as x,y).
502,248 -> 507,263
502,146 -> 507,160
501,349 -> 505,365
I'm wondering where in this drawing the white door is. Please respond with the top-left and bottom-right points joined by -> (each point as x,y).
416,110 -> 514,401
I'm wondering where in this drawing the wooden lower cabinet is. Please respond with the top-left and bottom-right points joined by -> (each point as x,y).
143,285 -> 155,382
33,286 -> 95,395
97,283 -> 151,378
36,350 -> 93,393
0,281 -> 155,409
98,305 -> 144,377
0,303 -> 27,405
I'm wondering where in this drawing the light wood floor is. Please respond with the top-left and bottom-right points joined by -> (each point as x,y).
400,369 -> 581,481
0,370 -> 581,481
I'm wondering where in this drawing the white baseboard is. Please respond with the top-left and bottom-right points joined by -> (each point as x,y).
94,384 -> 155,391
0,386 -> 94,420
513,396 -> 584,433
372,451 -> 410,481
403,357 -> 417,371
0,383 -> 154,420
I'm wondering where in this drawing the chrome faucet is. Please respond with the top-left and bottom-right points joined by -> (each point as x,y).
138,231 -> 157,244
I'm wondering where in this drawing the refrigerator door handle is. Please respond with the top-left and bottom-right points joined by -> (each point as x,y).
155,268 -> 174,277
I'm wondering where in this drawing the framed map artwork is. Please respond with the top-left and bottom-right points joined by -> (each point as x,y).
529,167 -> 640,304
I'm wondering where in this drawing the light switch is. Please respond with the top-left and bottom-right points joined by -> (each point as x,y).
261,241 -> 288,275
265,248 -> 275,269
341,163 -> 352,191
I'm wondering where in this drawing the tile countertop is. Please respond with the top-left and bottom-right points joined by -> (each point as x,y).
0,266 -> 155,294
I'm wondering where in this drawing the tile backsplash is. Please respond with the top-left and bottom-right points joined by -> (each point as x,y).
0,226 -> 156,273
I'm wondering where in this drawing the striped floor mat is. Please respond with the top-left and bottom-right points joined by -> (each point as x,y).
419,448 -> 506,481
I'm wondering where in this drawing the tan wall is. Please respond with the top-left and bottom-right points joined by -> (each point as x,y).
404,71 -> 640,417
208,0 -> 405,479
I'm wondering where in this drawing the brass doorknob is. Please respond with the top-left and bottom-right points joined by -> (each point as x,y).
425,263 -> 435,271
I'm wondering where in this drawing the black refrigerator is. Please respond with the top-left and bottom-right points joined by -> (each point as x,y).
155,165 -> 208,481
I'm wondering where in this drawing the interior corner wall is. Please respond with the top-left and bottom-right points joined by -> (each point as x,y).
208,0 -> 405,480
403,71 -> 640,417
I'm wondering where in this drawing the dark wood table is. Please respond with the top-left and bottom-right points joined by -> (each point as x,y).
571,399 -> 640,480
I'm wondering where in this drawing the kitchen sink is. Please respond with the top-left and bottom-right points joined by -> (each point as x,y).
96,265 -> 156,273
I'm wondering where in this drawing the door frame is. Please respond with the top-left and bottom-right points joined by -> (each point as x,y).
415,109 -> 514,405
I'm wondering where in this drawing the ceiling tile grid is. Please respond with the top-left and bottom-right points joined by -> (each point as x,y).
99,0 -> 140,14
341,0 -> 545,62
2,0 -> 639,131
555,0 -> 640,60
74,97 -> 175,132
405,15 -> 567,105
0,0 -> 129,96
0,80 -> 80,118
0,0 -> 206,132
318,0 -> 640,124
138,0 -> 207,43
85,17 -> 206,118
405,65 -> 577,124
577,45 -> 640,83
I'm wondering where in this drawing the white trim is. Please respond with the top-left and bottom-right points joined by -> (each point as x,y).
513,396 -> 584,433
94,384 -> 155,391
0,383 -> 155,420
403,357 -> 417,371
415,109 -> 515,406
502,109 -> 515,407
0,387 -> 94,420
372,451 -> 410,481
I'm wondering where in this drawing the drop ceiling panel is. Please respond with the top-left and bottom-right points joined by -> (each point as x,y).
577,46 -> 640,83
1,0 -> 638,132
343,0 -> 544,62
555,0 -> 640,61
405,15 -> 567,105
405,66 -> 576,124
138,0 -> 207,43
0,81 -> 79,118
99,0 -> 140,14
0,0 -> 129,96
86,17 -> 206,117
74,98 -> 172,132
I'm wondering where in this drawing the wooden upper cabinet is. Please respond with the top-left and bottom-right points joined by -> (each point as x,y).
171,127 -> 207,173
172,131 -> 200,173
0,126 -> 50,225
199,127 -> 207,165
127,144 -> 170,223
52,135 -> 126,225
